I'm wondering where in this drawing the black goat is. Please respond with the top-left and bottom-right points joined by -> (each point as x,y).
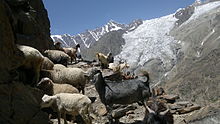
143,106 -> 173,124
143,97 -> 174,124
93,70 -> 151,124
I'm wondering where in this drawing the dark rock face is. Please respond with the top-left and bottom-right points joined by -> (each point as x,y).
0,0 -> 24,83
0,0 -> 52,123
6,0 -> 54,52
174,5 -> 195,26
0,83 -> 48,124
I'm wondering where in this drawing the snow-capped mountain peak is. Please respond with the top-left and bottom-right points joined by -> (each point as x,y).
51,19 -> 143,48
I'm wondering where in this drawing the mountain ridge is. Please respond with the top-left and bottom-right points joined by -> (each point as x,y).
51,19 -> 143,49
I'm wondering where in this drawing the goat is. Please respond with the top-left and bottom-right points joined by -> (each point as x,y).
143,99 -> 173,124
92,70 -> 151,123
64,45 -> 80,63
96,52 -> 109,69
54,42 -> 80,63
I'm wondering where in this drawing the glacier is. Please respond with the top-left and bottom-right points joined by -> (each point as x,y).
116,14 -> 178,70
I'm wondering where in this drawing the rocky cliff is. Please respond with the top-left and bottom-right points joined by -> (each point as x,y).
0,0 -> 53,123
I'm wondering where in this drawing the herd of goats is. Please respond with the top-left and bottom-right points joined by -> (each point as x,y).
16,42 -> 174,124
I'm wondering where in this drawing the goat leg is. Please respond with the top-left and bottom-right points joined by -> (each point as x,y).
106,105 -> 114,124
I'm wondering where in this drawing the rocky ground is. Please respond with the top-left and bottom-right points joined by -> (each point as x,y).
49,62 -> 208,124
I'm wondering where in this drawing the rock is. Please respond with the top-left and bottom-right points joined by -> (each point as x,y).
97,105 -> 107,116
174,5 -> 195,26
167,103 -> 183,110
112,105 -> 136,119
177,105 -> 201,114
160,94 -> 179,103
185,100 -> 220,124
152,87 -> 166,96
0,82 -> 48,124
175,101 -> 191,107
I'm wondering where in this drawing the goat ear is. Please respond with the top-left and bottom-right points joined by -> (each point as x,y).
146,106 -> 155,114
159,109 -> 169,116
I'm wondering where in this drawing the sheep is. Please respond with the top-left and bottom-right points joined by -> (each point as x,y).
96,52 -> 109,69
92,70 -> 151,123
41,67 -> 99,94
17,45 -> 44,85
41,93 -> 92,124
52,64 -> 66,71
36,77 -> 79,95
41,57 -> 54,70
44,50 -> 70,67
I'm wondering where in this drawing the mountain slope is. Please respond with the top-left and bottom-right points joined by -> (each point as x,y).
82,30 -> 126,60
165,2 -> 220,105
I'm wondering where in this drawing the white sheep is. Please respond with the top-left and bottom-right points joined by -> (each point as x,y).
41,67 -> 99,94
41,57 -> 54,70
52,64 -> 66,71
17,45 -> 44,85
44,50 -> 70,67
96,52 -> 109,69
41,93 -> 92,124
37,77 -> 79,95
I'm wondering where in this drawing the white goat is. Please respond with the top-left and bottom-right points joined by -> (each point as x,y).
41,93 -> 92,124
96,52 -> 109,69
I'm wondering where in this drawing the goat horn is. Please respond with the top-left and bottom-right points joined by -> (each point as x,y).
146,106 -> 155,114
159,109 -> 169,116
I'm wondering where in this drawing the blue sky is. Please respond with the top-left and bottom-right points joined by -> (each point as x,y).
43,0 -> 196,35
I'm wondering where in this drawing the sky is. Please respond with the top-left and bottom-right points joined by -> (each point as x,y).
43,0 -> 197,35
